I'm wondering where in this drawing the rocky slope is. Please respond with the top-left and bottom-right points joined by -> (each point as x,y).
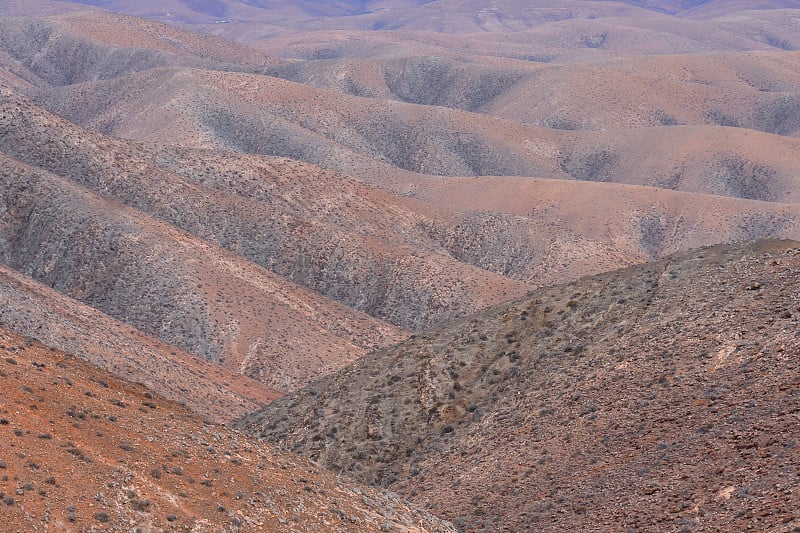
0,150 -> 408,391
0,327 -> 454,532
240,239 -> 800,532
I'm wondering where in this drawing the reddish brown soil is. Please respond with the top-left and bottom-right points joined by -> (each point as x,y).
0,327 -> 455,532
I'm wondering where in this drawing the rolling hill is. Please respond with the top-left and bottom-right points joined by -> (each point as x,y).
1,2 -> 799,398
0,148 -> 408,392
239,239 -> 800,532
0,264 -> 279,423
2,2 -> 800,531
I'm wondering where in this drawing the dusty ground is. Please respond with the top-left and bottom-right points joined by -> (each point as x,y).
0,327 -> 455,532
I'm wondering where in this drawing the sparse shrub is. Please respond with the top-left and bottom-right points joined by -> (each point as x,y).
705,109 -> 739,127
581,32 -> 608,48
653,110 -> 680,126
713,155 -> 777,201
560,150 -> 619,182
66,447 -> 85,460
545,117 -> 581,131
130,499 -> 151,512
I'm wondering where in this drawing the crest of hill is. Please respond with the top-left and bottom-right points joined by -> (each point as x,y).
0,265 -> 279,423
0,327 -> 455,532
682,1 -> 800,17
0,84 -> 529,333
239,239 -> 800,532
410,174 -> 800,268
260,50 -> 800,140
0,11 -> 281,89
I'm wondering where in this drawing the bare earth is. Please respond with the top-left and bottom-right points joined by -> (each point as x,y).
1,1 -> 800,531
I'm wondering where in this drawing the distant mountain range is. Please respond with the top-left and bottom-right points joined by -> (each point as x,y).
21,0 -> 800,29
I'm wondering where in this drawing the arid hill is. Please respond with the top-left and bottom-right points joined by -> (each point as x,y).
6,79 -> 800,329
0,83 -> 528,332
266,51 -> 800,135
0,149 -> 409,392
36,60 -> 800,200
240,239 -> 800,532
0,327 -> 454,532
0,11 -> 281,90
1,3 -> 800,531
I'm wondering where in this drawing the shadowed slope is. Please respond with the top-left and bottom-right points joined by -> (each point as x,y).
0,152 -> 405,391
240,239 -> 800,532
0,84 -> 529,331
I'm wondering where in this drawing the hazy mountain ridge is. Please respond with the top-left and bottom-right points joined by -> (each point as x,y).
39,0 -> 800,32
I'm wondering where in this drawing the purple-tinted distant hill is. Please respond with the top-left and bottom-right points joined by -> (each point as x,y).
42,0 -> 800,27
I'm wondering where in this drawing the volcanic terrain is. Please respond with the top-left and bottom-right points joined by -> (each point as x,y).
1,1 -> 800,531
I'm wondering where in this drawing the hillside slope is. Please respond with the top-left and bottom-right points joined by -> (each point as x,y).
240,239 -> 800,532
0,327 -> 454,532
0,84 -> 529,333
39,66 -> 800,202
0,151 -> 405,391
